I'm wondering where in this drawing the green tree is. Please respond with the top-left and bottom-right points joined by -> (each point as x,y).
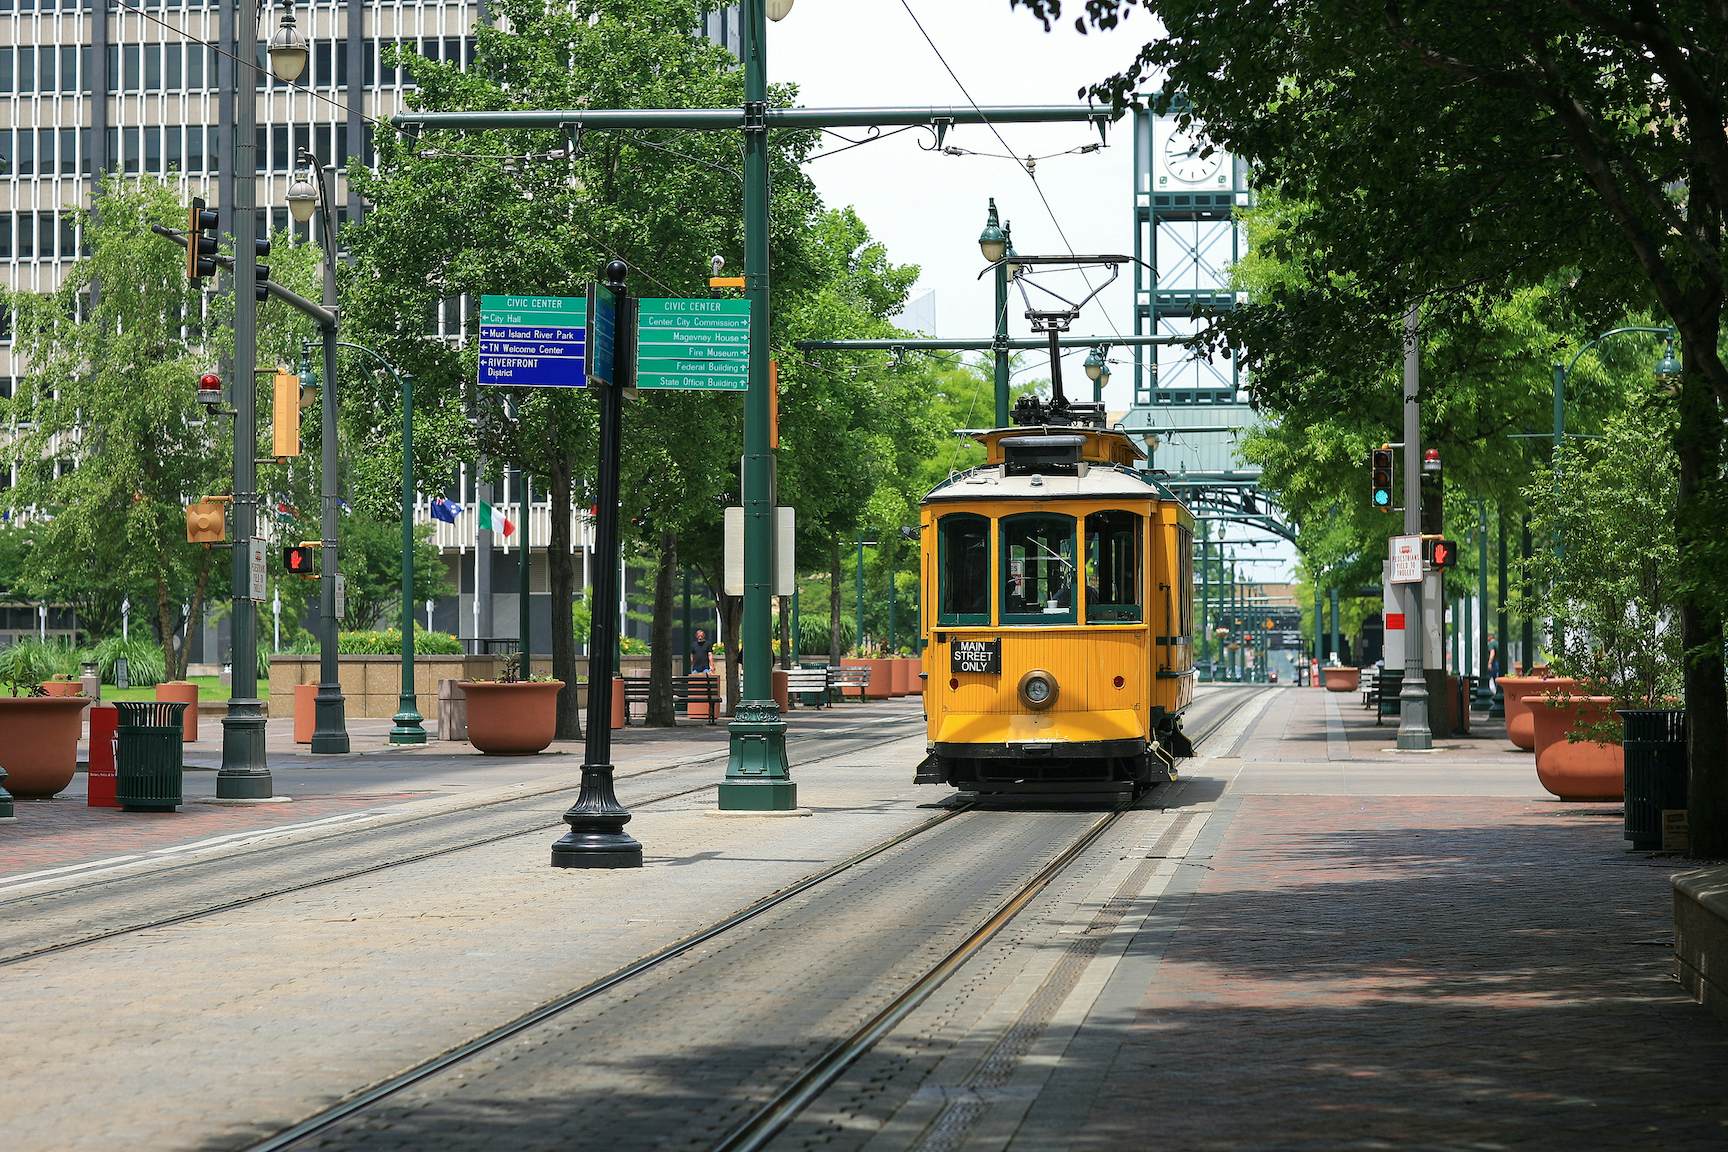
1019,0 -> 1728,854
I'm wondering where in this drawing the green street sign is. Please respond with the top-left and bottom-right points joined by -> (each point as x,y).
636,298 -> 750,391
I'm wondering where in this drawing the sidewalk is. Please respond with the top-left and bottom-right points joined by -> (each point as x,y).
5,700 -> 921,882
1015,685 -> 1728,1150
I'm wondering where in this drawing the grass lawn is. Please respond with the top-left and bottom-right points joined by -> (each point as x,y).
104,675 -> 231,703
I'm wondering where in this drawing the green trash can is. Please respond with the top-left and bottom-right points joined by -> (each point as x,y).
115,701 -> 187,812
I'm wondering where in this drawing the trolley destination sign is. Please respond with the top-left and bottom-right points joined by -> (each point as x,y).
951,638 -> 1001,675
636,298 -> 751,391
478,294 -> 587,387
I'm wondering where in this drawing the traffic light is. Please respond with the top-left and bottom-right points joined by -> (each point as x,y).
252,236 -> 272,302
186,197 -> 219,287
272,369 -> 301,458
283,545 -> 318,576
1370,447 -> 1393,511
1425,538 -> 1460,569
185,499 -> 226,544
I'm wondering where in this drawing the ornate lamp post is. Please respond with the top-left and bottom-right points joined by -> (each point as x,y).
980,201 -> 1011,426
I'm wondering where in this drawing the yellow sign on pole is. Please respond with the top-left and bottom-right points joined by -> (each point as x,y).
272,370 -> 301,458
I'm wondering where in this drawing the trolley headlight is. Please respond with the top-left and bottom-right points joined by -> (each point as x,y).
1018,669 -> 1059,711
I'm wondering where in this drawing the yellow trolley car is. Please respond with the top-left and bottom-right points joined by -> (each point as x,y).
916,421 -> 1197,799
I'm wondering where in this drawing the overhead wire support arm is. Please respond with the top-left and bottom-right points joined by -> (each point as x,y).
151,225 -> 337,329
390,105 -> 1117,135
795,335 -> 1181,352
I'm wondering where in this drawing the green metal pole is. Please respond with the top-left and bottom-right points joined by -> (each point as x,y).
719,0 -> 794,810
682,568 -> 692,677
993,213 -> 1010,427
855,539 -> 865,654
1329,586 -> 1340,665
1199,529 -> 1210,681
888,563 -> 896,653
791,585 -> 799,661
1476,500 -> 1489,704
518,470 -> 531,678
391,372 -> 426,743
1552,360 -> 1566,655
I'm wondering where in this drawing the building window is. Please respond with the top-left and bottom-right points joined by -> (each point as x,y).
1084,511 -> 1142,623
124,126 -> 140,174
937,514 -> 990,626
1000,514 -> 1077,625
59,45 -> 76,92
38,213 -> 56,259
187,126 -> 205,172
60,128 -> 76,176
59,215 -> 76,259
0,216 -> 11,259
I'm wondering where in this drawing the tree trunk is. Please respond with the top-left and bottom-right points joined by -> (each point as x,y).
1677,350 -> 1728,858
646,528 -> 677,726
548,452 -> 581,740
721,592 -> 742,714
829,538 -> 843,663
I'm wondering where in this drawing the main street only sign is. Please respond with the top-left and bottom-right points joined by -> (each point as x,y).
636,298 -> 750,391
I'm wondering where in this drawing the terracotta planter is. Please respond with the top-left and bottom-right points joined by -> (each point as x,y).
293,682 -> 317,745
459,680 -> 563,755
39,680 -> 82,698
155,681 -> 199,742
0,695 -> 88,798
1322,666 -> 1359,693
1500,676 -> 1576,752
839,656 -> 875,700
889,658 -> 912,697
771,669 -> 791,712
904,657 -> 925,696
689,672 -> 719,720
1530,695 -> 1623,801
611,676 -> 626,730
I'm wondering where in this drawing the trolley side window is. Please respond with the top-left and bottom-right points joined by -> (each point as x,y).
1000,514 -> 1077,625
1085,511 -> 1143,623
938,514 -> 991,625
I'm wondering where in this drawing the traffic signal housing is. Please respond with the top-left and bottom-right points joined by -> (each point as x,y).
186,499 -> 227,544
1370,447 -> 1393,511
283,544 -> 318,576
272,369 -> 301,458
1425,538 -> 1460,569
186,197 -> 219,287
252,236 -> 272,301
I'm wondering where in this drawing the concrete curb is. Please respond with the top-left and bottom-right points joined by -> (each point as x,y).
1675,864 -> 1728,1024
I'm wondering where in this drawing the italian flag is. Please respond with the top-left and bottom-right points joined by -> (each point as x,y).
479,501 -> 515,539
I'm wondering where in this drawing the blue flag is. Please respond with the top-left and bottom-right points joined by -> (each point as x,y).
430,496 -> 461,524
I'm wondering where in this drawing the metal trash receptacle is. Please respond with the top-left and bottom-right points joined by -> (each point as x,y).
1620,709 -> 1686,850
115,701 -> 187,812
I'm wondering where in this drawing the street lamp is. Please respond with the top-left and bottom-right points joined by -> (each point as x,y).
982,200 -> 1011,425
1083,347 -> 1103,383
1656,337 -> 1683,388
288,150 -> 350,754
978,201 -> 1008,264
765,0 -> 795,19
265,4 -> 309,83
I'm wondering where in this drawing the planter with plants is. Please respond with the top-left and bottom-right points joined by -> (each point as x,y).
1520,408 -> 1683,812
0,640 -> 88,800
459,673 -> 564,755
1322,665 -> 1359,693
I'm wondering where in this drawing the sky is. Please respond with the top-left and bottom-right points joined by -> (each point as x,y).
769,0 -> 1296,584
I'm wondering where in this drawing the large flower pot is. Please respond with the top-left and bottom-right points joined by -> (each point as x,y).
459,680 -> 563,755
155,681 -> 199,743
293,682 -> 317,745
1530,695 -> 1623,801
689,672 -> 718,720
904,657 -> 925,696
0,695 -> 88,798
839,657 -> 880,701
39,680 -> 82,698
1500,676 -> 1576,752
889,658 -> 912,697
1322,666 -> 1359,693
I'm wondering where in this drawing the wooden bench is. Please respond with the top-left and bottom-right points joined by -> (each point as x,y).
1360,666 -> 1380,709
828,666 -> 874,701
785,666 -> 832,708
1374,669 -> 1403,725
619,675 -> 721,725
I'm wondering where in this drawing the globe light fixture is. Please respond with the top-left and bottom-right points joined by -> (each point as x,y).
766,0 -> 796,22
1654,336 -> 1683,386
978,199 -> 1008,264
1083,347 -> 1104,382
286,169 -> 319,224
266,5 -> 309,83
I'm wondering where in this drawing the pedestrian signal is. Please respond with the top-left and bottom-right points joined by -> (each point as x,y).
186,500 -> 226,544
187,197 -> 219,287
1425,538 -> 1459,569
1370,448 -> 1393,511
283,545 -> 318,576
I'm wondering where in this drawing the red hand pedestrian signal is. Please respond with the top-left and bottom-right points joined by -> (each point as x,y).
284,546 -> 317,576
1425,538 -> 1459,569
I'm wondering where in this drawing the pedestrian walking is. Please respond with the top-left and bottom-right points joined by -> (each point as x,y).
1486,634 -> 1501,694
690,628 -> 714,674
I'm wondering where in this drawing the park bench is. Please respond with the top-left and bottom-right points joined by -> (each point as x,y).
828,666 -> 874,701
784,665 -> 832,709
1374,668 -> 1404,725
1360,666 -> 1380,709
619,675 -> 721,726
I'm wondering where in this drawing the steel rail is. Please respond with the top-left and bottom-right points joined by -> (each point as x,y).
0,716 -> 928,968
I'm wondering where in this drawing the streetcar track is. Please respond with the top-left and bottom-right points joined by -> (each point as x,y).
0,716 -> 930,969
242,685 -> 1266,1152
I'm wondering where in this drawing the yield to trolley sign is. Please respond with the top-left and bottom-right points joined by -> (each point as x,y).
1390,534 -> 1423,584
478,294 -> 587,387
636,298 -> 751,391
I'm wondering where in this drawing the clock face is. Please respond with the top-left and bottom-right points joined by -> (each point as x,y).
1163,129 -> 1223,184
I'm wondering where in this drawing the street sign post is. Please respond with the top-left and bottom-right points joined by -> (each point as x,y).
478,294 -> 587,387
1390,535 -> 1423,584
636,298 -> 750,391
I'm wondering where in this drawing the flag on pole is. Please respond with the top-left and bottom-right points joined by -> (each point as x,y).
430,496 -> 461,524
275,500 -> 299,520
479,501 -> 516,539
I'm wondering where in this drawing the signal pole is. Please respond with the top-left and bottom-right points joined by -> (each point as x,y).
217,0 -> 271,798
1397,305 -> 1433,750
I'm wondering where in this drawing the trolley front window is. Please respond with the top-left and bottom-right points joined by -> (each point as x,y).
1000,514 -> 1077,624
938,514 -> 990,625
1085,511 -> 1143,623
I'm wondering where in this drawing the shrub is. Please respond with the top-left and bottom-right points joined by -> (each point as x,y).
0,638 -> 76,695
91,635 -> 168,687
338,628 -> 464,656
797,615 -> 853,658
